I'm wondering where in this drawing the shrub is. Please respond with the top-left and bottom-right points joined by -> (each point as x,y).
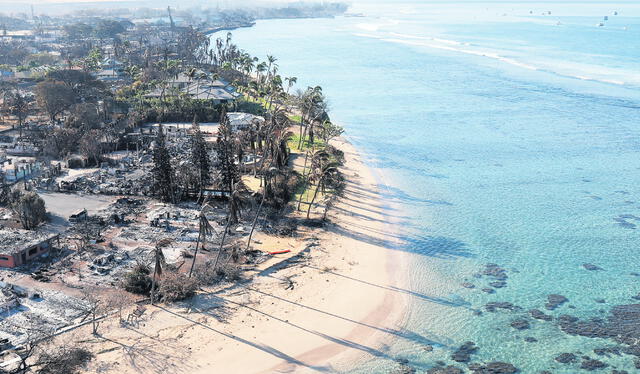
10,191 -> 47,230
158,271 -> 199,302
67,157 -> 85,169
38,347 -> 94,374
195,261 -> 242,285
217,263 -> 242,282
266,171 -> 299,210
121,263 -> 152,295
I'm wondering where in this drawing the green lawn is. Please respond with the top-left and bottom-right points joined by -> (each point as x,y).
293,177 -> 333,209
287,133 -> 325,153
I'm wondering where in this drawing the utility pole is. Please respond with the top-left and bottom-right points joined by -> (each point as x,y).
167,6 -> 175,31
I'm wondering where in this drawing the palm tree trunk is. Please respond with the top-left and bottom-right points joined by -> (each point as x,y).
306,179 -> 322,219
296,150 -> 310,211
212,214 -> 232,271
150,264 -> 158,304
299,122 -> 310,151
246,189 -> 266,251
188,224 -> 204,278
298,116 -> 305,149
252,141 -> 258,177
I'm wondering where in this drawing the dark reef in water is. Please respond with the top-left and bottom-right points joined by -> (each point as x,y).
489,280 -> 507,288
614,216 -> 637,229
593,347 -> 621,357
462,282 -> 475,289
546,294 -> 568,310
552,303 -> 640,370
482,263 -> 508,280
510,319 -> 530,330
583,263 -> 604,271
485,302 -> 520,312
454,265 -> 640,371
580,358 -> 607,370
451,341 -> 478,363
468,362 -> 517,374
555,352 -> 577,363
427,366 -> 463,374
530,309 -> 553,321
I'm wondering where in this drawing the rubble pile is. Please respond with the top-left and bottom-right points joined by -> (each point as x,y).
96,197 -> 148,224
0,285 -> 88,347
59,167 -> 152,196
88,251 -> 132,275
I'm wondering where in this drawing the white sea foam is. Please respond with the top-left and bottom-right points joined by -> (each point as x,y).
357,31 -> 638,87
380,36 -> 540,71
355,18 -> 400,32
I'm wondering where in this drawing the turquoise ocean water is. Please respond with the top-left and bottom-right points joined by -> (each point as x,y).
218,1 -> 640,372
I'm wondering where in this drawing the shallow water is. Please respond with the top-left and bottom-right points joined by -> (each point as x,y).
217,2 -> 640,372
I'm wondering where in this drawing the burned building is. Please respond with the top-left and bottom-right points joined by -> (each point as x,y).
0,229 -> 59,268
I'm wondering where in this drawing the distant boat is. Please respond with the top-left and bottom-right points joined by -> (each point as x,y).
604,16 -> 608,21
614,11 -> 618,16
597,22 -> 605,27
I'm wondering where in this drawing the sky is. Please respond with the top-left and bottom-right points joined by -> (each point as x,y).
0,0 -> 310,14
2,0 -> 639,16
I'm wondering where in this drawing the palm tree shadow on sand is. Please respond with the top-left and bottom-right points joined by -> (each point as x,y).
155,305 -> 333,372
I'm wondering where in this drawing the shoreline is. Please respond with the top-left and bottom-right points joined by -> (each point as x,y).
75,137 -> 411,373
266,137 -> 411,372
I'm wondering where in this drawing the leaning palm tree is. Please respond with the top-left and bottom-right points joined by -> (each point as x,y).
150,238 -> 171,304
297,148 -> 327,211
246,167 -> 275,251
306,155 -> 341,219
212,181 -> 244,271
188,203 -> 215,278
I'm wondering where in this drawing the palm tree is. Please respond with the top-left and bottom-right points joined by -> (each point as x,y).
297,148 -> 324,211
188,203 -> 215,278
10,91 -> 29,141
211,183 -> 240,271
237,53 -> 255,87
266,75 -> 284,111
285,76 -> 297,94
256,62 -> 267,91
298,86 -> 327,148
150,238 -> 171,304
306,151 -> 341,219
228,183 -> 244,225
187,67 -> 197,83
266,55 -> 277,83
246,167 -> 273,251
248,81 -> 259,100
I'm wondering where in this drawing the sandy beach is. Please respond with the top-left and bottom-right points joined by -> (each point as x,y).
73,138 -> 410,374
